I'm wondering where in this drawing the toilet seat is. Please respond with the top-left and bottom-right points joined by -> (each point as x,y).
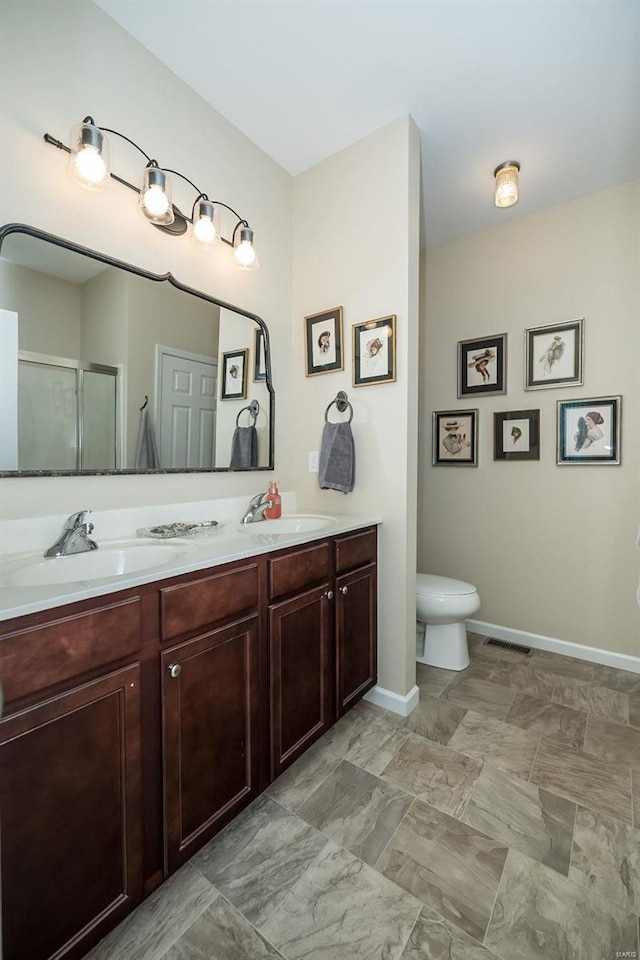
416,573 -> 476,598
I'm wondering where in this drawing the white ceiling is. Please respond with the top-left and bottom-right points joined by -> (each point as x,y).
95,0 -> 640,246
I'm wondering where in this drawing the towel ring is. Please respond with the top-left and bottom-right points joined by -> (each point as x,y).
325,390 -> 353,424
236,399 -> 260,427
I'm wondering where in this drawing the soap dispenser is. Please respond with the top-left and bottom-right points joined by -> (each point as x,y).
264,481 -> 281,519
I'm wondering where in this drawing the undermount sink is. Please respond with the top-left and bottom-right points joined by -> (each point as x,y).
239,514 -> 335,535
3,540 -> 197,587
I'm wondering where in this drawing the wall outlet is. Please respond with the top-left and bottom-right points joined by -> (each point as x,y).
308,450 -> 319,473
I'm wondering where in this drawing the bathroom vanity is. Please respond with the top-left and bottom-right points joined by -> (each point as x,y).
0,519 -> 378,960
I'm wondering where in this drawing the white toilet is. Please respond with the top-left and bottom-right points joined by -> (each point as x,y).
416,574 -> 480,671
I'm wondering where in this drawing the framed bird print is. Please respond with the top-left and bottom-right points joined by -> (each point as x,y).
525,318 -> 584,390
457,333 -> 507,397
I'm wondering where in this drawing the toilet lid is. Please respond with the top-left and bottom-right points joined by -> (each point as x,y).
416,573 -> 477,597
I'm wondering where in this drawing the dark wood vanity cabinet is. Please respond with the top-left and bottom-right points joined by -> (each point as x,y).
0,526 -> 377,960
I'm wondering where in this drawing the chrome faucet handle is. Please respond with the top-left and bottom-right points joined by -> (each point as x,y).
66,509 -> 91,529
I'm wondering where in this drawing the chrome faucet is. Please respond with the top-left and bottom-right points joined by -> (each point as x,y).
44,510 -> 98,558
240,493 -> 274,524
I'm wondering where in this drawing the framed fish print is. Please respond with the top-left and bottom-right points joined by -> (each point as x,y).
304,306 -> 344,376
525,318 -> 584,390
557,396 -> 621,465
432,409 -> 478,466
457,333 -> 507,398
494,409 -> 540,461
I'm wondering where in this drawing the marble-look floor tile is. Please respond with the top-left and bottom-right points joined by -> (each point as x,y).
162,897 -> 284,960
485,848 -> 638,960
381,732 -> 481,817
552,676 -> 629,724
505,693 -> 586,749
416,662 -> 458,698
192,794 -> 326,928
404,695 -> 466,745
320,700 -> 409,776
462,765 -> 576,876
530,737 -> 633,824
584,717 -> 640,770
262,841 -> 421,959
377,800 -> 508,943
85,864 -> 217,960
531,649 -> 596,682
633,770 -> 640,829
441,676 -> 514,721
569,806 -> 640,914
266,739 -> 342,811
592,664 -> 640,694
487,661 -> 558,701
448,711 -> 539,781
630,694 -> 640,728
401,906 -> 501,960
296,759 -> 413,866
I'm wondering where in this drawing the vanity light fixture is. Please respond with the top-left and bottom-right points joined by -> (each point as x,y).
45,116 -> 259,269
494,160 -> 520,208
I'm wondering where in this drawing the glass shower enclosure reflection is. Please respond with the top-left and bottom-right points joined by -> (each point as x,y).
17,352 -> 118,471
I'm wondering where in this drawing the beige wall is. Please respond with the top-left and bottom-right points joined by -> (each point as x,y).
0,0 -> 292,518
419,181 -> 640,657
291,116 -> 422,698
0,260 -> 82,359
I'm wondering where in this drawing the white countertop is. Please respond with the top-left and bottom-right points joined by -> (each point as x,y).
0,504 -> 380,622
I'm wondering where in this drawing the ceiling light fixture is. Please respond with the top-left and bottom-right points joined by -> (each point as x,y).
45,116 -> 258,269
494,160 -> 520,209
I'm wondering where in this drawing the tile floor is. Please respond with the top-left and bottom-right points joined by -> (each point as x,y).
87,634 -> 640,960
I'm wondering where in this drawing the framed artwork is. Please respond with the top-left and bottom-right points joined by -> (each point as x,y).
304,306 -> 344,376
253,328 -> 266,381
353,314 -> 396,387
221,348 -> 248,400
432,409 -> 478,466
557,396 -> 621,465
525,318 -> 584,390
457,333 -> 507,397
494,409 -> 540,461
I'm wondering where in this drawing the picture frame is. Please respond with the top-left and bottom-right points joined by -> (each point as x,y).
457,333 -> 507,397
352,314 -> 396,387
494,409 -> 540,461
253,328 -> 266,382
432,409 -> 478,466
557,396 -> 621,466
304,306 -> 344,376
525,318 -> 584,390
221,348 -> 248,400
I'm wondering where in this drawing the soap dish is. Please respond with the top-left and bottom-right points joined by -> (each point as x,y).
137,520 -> 220,540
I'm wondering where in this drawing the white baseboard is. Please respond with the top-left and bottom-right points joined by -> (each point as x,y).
467,619 -> 640,675
364,683 -> 419,717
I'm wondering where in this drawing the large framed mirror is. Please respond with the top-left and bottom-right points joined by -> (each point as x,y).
0,224 -> 274,476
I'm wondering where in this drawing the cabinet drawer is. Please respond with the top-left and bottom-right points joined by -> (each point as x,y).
160,562 -> 259,641
335,528 -> 377,573
0,597 -> 143,708
268,541 -> 332,600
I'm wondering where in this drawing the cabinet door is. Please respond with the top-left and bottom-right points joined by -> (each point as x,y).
336,563 -> 377,715
269,584 -> 334,778
0,664 -> 143,960
162,615 -> 259,872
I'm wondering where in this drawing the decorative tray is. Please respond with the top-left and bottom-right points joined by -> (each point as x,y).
136,520 -> 221,540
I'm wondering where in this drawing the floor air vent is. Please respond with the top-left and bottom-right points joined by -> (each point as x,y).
484,638 -> 531,656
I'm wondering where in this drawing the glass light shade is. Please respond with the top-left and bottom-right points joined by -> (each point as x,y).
68,121 -> 110,190
192,199 -> 217,246
234,227 -> 259,270
494,162 -> 520,208
139,167 -> 174,225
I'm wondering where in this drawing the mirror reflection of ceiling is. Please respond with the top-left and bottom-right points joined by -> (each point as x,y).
0,231 -> 273,475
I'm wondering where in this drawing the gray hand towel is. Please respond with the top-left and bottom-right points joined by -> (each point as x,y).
135,408 -> 160,469
230,425 -> 258,468
319,421 -> 355,493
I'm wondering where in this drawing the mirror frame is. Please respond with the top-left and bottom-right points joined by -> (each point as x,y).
0,223 -> 275,477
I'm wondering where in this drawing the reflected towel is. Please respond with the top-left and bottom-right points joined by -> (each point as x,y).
319,421 -> 355,493
135,408 -> 160,469
230,425 -> 258,469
